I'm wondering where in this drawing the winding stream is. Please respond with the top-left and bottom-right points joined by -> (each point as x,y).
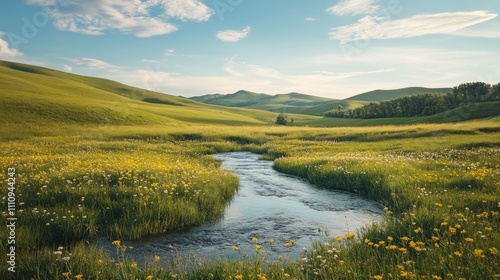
111,152 -> 383,262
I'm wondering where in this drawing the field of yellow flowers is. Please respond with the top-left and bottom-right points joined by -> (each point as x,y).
0,137 -> 241,279
0,121 -> 499,279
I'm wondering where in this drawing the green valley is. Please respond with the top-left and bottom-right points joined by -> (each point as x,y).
0,60 -> 499,280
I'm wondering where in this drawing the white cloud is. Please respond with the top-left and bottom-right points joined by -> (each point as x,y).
25,0 -> 213,37
165,49 -> 175,56
314,69 -> 394,80
313,47 -> 491,68
311,46 -> 499,90
327,0 -> 380,16
450,21 -> 500,39
330,11 -> 498,43
63,64 -> 72,72
216,26 -> 251,42
305,17 -> 318,22
161,0 -> 214,22
0,32 -> 23,58
69,57 -> 120,70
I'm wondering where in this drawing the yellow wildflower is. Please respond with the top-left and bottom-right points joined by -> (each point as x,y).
474,249 -> 485,257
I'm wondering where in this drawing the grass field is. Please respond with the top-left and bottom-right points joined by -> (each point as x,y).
1,61 -> 499,279
1,119 -> 499,279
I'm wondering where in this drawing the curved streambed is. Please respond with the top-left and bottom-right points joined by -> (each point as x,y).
104,152 -> 383,262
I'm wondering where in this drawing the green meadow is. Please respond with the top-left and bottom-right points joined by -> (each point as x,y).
0,61 -> 499,279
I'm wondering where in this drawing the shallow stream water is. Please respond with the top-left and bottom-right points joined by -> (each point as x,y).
106,152 -> 383,262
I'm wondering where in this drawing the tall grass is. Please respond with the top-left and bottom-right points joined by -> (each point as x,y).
0,138 -> 241,279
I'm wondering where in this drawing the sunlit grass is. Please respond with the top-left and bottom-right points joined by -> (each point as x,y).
0,119 -> 499,279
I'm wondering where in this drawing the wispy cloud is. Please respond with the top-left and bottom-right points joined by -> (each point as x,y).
450,21 -> 500,39
69,57 -> 120,70
63,64 -> 73,72
25,0 -> 213,37
311,46 -> 498,88
216,26 -> 251,42
313,47 -> 490,66
0,32 -> 23,58
305,17 -> 318,22
107,57 -> 397,98
314,69 -> 394,80
327,0 -> 380,16
330,11 -> 498,43
162,0 -> 214,22
165,49 -> 175,56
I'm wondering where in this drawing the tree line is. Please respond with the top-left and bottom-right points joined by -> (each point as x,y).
325,82 -> 500,119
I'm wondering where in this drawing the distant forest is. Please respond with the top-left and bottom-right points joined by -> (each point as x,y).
326,82 -> 500,119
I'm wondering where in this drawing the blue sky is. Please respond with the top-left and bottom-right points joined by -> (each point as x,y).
1,0 -> 499,98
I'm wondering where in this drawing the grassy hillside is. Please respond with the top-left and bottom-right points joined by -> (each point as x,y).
347,87 -> 452,101
295,101 -> 500,127
0,60 -> 278,130
288,100 -> 369,115
191,90 -> 334,112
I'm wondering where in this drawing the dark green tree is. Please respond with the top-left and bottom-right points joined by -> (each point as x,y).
275,113 -> 289,125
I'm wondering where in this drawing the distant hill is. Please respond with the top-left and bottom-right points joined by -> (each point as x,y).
192,87 -> 454,115
297,101 -> 500,127
0,60 -> 279,128
293,100 -> 370,115
190,90 -> 334,112
346,87 -> 452,102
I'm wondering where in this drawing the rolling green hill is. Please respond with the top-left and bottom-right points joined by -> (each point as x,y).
192,87 -> 453,115
291,100 -> 370,115
295,101 -> 500,127
190,90 -> 335,112
346,87 -> 452,102
0,60 -> 279,128
2,60 -> 496,134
